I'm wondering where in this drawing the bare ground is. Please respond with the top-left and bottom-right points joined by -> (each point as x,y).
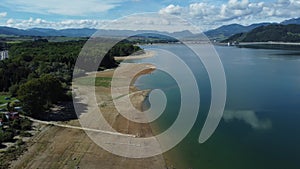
10,63 -> 167,169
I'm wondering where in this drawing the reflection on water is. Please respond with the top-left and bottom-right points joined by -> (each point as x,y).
223,110 -> 272,130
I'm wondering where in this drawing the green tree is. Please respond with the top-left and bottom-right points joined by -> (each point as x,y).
9,84 -> 20,97
17,74 -> 64,117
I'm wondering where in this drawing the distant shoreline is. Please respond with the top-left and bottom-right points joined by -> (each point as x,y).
218,41 -> 300,46
238,42 -> 300,46
216,42 -> 300,51
114,50 -> 156,61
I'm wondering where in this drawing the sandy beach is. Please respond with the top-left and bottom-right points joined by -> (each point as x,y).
10,51 -> 167,169
114,50 -> 156,61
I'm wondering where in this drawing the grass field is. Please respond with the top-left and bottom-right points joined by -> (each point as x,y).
0,95 -> 10,104
0,94 -> 16,109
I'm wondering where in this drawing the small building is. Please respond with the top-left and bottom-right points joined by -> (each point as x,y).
0,50 -> 9,60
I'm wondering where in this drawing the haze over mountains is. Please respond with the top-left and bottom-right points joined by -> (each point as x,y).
1,17 -> 300,41
0,26 -> 197,39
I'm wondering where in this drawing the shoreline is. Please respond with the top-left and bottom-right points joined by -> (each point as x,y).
115,51 -> 178,169
218,42 -> 300,45
114,50 -> 156,61
95,62 -> 167,166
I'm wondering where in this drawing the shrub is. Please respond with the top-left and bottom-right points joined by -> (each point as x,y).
16,139 -> 24,146
20,118 -> 32,130
19,131 -> 31,137
10,119 -> 21,130
0,130 -> 14,143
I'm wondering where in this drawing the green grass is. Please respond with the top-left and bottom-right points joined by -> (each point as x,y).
6,41 -> 23,44
46,36 -> 88,42
75,77 -> 112,87
0,34 -> 18,38
0,95 -> 10,105
287,32 -> 300,37
0,94 -> 17,109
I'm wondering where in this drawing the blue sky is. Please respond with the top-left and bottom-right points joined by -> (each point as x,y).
0,0 -> 300,31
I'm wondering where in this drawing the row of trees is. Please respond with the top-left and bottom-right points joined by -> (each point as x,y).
0,40 -> 85,92
106,42 -> 141,57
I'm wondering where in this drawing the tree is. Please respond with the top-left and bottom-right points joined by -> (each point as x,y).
17,78 -> 45,116
17,74 -> 64,117
9,84 -> 20,97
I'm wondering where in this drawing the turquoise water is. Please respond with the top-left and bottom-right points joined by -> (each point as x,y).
128,44 -> 300,169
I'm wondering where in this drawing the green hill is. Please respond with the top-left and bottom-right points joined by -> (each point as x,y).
205,23 -> 271,41
222,24 -> 300,43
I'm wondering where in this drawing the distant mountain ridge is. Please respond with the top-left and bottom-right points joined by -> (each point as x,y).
204,23 -> 272,40
1,17 -> 300,41
281,17 -> 300,25
204,17 -> 300,40
222,24 -> 300,42
0,26 -> 196,39
0,27 -> 98,37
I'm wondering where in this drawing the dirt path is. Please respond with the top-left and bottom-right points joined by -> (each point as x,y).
22,115 -> 136,138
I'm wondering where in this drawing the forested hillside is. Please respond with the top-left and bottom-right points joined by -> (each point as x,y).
222,24 -> 300,42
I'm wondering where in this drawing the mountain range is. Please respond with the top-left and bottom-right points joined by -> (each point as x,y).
206,17 -> 300,40
281,17 -> 300,25
0,26 -> 195,39
205,23 -> 272,40
0,27 -> 97,37
0,17 -> 300,41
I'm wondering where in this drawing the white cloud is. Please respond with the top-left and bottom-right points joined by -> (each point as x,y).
0,12 -> 7,17
1,0 -> 122,16
159,4 -> 182,15
3,14 -> 202,33
100,13 -> 201,33
276,0 -> 291,6
189,3 -> 218,19
3,0 -> 300,31
189,1 -> 264,22
227,0 -> 249,9
5,17 -> 111,29
6,18 -> 14,25
260,0 -> 300,18
159,0 -> 300,30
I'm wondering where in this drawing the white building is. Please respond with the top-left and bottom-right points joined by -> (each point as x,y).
0,50 -> 9,60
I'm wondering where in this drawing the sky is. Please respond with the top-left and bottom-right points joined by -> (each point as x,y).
0,0 -> 300,31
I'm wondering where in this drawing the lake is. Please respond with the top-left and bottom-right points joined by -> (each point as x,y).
127,44 -> 300,169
